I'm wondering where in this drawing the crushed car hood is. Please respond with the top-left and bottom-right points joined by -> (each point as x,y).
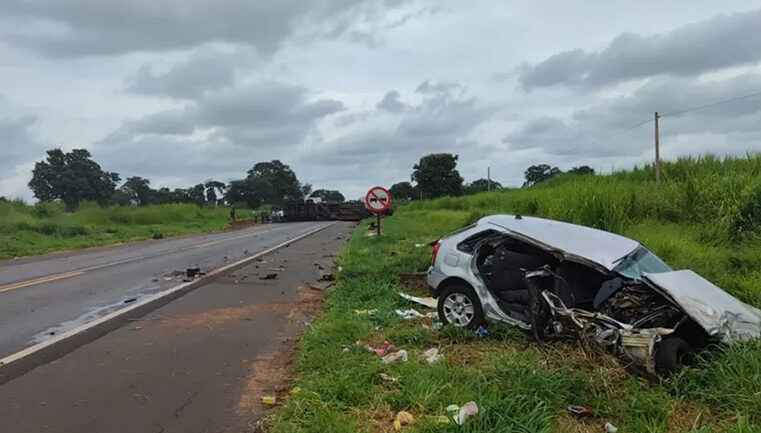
644,270 -> 761,343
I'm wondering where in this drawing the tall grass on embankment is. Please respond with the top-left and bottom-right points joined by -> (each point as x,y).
268,154 -> 761,433
0,200 -> 233,259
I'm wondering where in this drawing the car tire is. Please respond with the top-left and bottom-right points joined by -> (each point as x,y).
655,336 -> 694,374
438,282 -> 484,329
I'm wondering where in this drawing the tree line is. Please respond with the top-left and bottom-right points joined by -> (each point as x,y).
389,153 -> 595,200
28,148 -> 344,210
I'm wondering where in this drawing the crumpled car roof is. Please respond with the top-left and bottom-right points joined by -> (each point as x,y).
480,215 -> 638,271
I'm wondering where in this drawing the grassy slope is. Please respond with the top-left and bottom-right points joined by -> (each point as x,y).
0,200 -> 237,259
270,155 -> 761,433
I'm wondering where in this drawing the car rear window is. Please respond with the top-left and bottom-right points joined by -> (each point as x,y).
457,229 -> 498,254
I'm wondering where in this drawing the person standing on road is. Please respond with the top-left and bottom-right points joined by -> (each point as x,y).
230,206 -> 236,222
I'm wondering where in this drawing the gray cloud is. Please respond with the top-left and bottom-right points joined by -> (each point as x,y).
126,47 -> 245,99
504,73 -> 761,157
0,116 -> 44,198
377,90 -> 406,112
0,0 -> 416,57
519,8 -> 761,89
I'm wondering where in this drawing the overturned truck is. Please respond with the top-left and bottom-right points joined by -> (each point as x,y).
282,200 -> 393,222
427,215 -> 761,377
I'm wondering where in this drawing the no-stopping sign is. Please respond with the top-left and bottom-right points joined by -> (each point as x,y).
365,186 -> 392,213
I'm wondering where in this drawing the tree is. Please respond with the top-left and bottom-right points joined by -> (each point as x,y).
389,181 -> 418,201
29,148 -> 120,210
188,183 -> 207,207
411,153 -> 464,199
223,180 -> 260,208
245,160 -> 305,204
119,176 -> 153,206
310,189 -> 345,202
523,164 -> 562,187
568,165 -> 595,176
464,178 -> 502,195
204,180 -> 226,206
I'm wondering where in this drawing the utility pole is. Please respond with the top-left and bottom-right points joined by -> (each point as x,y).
654,111 -> 661,183
487,166 -> 491,191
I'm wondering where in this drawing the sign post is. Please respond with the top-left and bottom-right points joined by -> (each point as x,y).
365,186 -> 392,237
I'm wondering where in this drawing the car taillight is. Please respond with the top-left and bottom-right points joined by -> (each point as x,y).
431,243 -> 441,266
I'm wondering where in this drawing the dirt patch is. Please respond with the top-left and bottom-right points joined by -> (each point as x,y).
552,413 -> 602,433
236,342 -> 297,416
398,272 -> 428,292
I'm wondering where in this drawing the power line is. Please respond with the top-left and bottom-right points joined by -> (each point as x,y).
661,90 -> 761,118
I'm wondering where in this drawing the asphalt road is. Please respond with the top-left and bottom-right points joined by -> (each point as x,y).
0,221 -> 331,359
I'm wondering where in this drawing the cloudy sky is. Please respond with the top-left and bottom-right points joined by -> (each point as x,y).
1,1 -> 760,201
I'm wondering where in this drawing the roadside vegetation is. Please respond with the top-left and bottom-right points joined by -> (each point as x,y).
270,154 -> 761,433
0,200 -> 234,259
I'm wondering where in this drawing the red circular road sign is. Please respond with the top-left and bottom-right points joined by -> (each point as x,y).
365,186 -> 392,213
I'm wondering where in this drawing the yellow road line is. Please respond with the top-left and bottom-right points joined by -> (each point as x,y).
0,270 -> 86,294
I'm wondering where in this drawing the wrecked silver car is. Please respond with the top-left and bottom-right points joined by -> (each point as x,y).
427,215 -> 761,376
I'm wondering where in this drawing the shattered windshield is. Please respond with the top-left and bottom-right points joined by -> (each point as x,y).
614,246 -> 672,280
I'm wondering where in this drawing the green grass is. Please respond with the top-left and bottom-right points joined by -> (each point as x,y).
0,200 -> 243,259
268,154 -> 761,433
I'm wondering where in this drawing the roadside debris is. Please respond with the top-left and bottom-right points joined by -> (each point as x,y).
269,267 -> 285,272
381,350 -> 408,363
446,401 -> 479,425
398,292 -> 437,309
393,411 -> 414,430
354,309 -> 378,316
364,341 -> 395,356
185,267 -> 203,278
379,373 -> 399,382
123,297 -> 137,304
151,233 -> 164,240
260,396 -> 277,405
396,309 -> 424,319
604,422 -> 619,433
289,387 -> 301,396
260,273 -> 278,280
476,325 -> 488,339
567,405 -> 592,418
318,271 -> 335,281
414,243 -> 424,248
423,348 -> 441,364
430,321 -> 443,330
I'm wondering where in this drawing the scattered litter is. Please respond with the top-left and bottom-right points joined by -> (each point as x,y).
398,292 -> 437,309
430,321 -> 443,330
270,267 -> 285,272
425,312 -> 438,319
132,326 -> 143,331
289,387 -> 301,396
393,411 -> 414,430
381,350 -> 408,364
396,309 -> 424,320
261,273 -> 278,280
318,271 -> 335,281
186,267 -> 203,278
604,422 -> 619,433
303,321 -> 312,327
476,325 -> 488,338
423,348 -> 441,364
123,298 -> 137,304
260,396 -> 277,405
379,373 -> 399,382
256,259 -> 267,264
567,405 -> 592,418
447,401 -> 479,425
243,249 -> 250,255
354,309 -> 378,316
309,281 -> 334,291
152,233 -> 164,240
344,272 -> 358,279
338,266 -> 343,271
162,276 -> 173,281
414,243 -> 424,248
151,278 -> 158,282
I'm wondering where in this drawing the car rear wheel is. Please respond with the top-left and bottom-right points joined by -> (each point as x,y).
655,336 -> 694,374
438,283 -> 484,329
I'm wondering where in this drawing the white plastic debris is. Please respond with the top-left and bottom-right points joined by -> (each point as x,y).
423,348 -> 441,364
456,401 -> 479,425
414,243 -> 425,248
604,422 -> 619,433
395,309 -> 424,319
398,292 -> 437,309
381,350 -> 408,364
